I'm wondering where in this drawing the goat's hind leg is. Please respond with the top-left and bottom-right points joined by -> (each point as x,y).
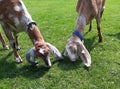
96,12 -> 103,43
0,32 -> 9,50
2,25 -> 22,63
96,0 -> 105,43
89,20 -> 92,32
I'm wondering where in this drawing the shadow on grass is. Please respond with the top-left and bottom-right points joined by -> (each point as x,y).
105,32 -> 120,40
84,31 -> 99,52
115,62 -> 120,65
19,65 -> 50,80
55,54 -> 91,71
0,51 -> 50,80
0,31 -> 99,80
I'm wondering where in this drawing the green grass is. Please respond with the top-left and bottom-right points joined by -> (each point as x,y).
0,0 -> 120,89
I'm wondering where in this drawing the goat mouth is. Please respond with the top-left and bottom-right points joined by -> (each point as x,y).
42,57 -> 51,68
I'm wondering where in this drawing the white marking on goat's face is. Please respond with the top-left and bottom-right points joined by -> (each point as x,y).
66,43 -> 78,61
39,48 -> 45,55
14,5 -> 22,12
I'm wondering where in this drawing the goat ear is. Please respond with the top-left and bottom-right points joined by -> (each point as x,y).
26,48 -> 36,65
77,41 -> 91,67
64,49 -> 68,56
46,43 -> 63,60
26,52 -> 31,63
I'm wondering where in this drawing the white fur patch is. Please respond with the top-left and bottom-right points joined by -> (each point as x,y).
4,45 -> 9,50
66,46 -> 76,61
47,57 -> 51,67
81,50 -> 85,54
39,48 -> 44,55
30,24 -> 35,30
14,5 -> 22,12
19,0 -> 33,24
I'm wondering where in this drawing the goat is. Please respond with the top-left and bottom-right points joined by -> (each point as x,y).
64,0 -> 106,67
0,0 -> 63,67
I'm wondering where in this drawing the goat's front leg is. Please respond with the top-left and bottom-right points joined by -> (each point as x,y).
0,32 -> 9,50
2,26 -> 22,63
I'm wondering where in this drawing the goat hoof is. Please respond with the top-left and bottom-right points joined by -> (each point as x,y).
16,46 -> 21,50
2,44 -> 9,50
45,65 -> 51,68
15,57 -> 23,64
16,60 -> 23,64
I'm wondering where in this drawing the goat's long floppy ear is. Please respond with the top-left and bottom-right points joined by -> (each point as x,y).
77,40 -> 91,67
46,43 -> 63,60
64,49 -> 68,56
26,48 -> 36,65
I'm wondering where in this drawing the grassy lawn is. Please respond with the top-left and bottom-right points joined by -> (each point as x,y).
0,0 -> 120,89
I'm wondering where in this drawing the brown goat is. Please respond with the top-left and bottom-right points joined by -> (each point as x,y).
0,0 -> 63,67
64,0 -> 106,67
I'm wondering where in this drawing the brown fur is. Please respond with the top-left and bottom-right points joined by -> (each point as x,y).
76,0 -> 106,42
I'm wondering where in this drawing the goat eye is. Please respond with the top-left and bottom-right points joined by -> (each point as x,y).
36,46 -> 41,48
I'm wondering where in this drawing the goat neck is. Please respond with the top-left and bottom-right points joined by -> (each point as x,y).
75,15 -> 86,36
27,22 -> 44,44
